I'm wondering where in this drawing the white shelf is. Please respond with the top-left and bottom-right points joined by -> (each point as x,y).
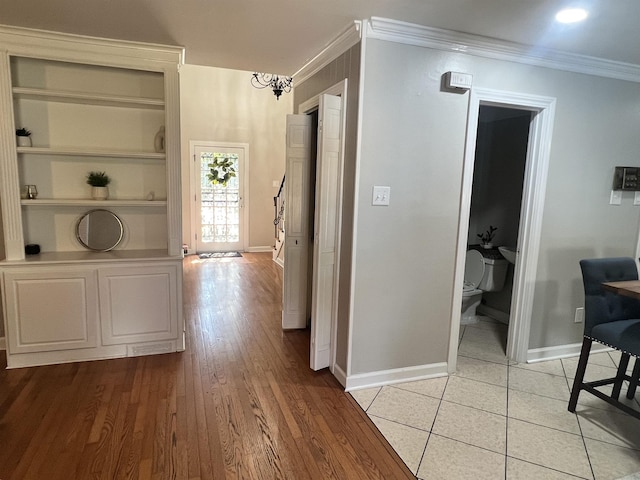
21,199 -> 167,207
0,249 -> 180,265
12,87 -> 165,109
16,146 -> 165,160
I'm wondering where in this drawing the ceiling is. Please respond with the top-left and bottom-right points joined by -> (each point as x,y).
0,0 -> 638,76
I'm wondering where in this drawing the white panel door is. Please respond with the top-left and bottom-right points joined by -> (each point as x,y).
310,94 -> 343,371
282,115 -> 312,329
194,145 -> 245,252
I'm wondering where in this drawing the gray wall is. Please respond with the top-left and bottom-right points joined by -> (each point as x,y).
351,38 -> 640,375
468,110 -> 529,248
293,44 -> 361,372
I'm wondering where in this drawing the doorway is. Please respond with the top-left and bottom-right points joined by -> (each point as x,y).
463,106 -> 531,353
282,81 -> 347,374
448,88 -> 557,370
190,142 -> 248,253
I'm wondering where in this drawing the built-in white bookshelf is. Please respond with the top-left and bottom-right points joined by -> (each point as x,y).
0,26 -> 185,368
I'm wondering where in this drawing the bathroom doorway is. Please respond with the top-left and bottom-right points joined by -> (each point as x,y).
471,106 -> 531,320
448,88 -> 557,370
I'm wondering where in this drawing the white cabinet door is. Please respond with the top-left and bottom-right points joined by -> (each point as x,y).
3,268 -> 98,353
99,264 -> 179,345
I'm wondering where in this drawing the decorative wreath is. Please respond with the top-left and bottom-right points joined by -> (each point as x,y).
207,156 -> 237,187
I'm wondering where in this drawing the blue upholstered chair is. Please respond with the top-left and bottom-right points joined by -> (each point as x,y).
568,257 -> 640,419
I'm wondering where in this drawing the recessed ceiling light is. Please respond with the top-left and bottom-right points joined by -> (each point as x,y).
555,8 -> 589,23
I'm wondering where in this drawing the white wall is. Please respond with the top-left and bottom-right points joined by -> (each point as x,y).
351,38 -> 640,375
179,64 -> 292,250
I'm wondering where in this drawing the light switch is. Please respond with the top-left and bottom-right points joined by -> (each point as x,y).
610,190 -> 622,205
634,192 -> 640,205
372,186 -> 391,206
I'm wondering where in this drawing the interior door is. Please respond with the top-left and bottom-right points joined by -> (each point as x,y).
310,94 -> 342,370
282,115 -> 312,329
194,145 -> 245,253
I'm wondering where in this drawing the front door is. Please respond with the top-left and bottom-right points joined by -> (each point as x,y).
194,144 -> 245,253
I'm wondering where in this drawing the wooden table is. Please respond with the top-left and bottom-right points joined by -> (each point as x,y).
602,280 -> 640,300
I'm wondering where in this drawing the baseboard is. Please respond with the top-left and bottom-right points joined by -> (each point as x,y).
274,257 -> 284,268
246,246 -> 273,253
333,363 -> 347,388
345,362 -> 448,391
476,304 -> 510,325
527,342 -> 612,363
0,337 -> 5,350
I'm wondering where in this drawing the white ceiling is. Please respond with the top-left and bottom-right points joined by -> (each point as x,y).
0,0 -> 638,75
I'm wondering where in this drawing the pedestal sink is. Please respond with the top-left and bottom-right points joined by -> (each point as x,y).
498,246 -> 517,264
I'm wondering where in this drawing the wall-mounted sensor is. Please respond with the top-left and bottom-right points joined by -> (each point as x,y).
444,71 -> 473,90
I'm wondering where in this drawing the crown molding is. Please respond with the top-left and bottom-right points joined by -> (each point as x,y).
366,17 -> 640,84
0,25 -> 184,69
293,21 -> 362,86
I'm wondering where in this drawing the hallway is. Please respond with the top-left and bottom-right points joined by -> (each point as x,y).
0,253 -> 412,479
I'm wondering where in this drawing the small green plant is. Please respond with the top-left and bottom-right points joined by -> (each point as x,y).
207,155 -> 236,187
477,225 -> 498,245
86,171 -> 111,187
16,127 -> 31,137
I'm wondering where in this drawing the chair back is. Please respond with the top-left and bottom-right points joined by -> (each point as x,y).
580,257 -> 640,336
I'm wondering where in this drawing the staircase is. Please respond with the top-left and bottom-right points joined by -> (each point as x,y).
273,175 -> 285,267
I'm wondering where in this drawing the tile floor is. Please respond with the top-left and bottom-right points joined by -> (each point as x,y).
350,317 -> 640,480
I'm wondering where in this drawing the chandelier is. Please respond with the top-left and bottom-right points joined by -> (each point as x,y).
251,73 -> 293,100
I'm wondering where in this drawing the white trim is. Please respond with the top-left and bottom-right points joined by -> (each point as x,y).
274,257 -> 284,269
246,246 -> 272,253
0,25 -> 184,70
333,363 -> 347,388
345,362 -> 448,392
189,141 -> 250,253
293,22 -> 362,86
297,80 -> 347,114
0,336 -> 6,350
527,342 -> 611,363
448,88 -> 556,371
346,20 -> 369,379
365,17 -> 640,84
476,305 -> 510,325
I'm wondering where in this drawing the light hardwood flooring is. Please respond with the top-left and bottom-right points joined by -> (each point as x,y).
0,253 -> 413,479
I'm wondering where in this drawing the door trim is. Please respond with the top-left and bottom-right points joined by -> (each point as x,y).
189,141 -> 250,253
448,88 -> 556,371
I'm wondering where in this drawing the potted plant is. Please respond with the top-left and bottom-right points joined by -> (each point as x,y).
86,171 -> 111,200
16,127 -> 32,147
477,225 -> 498,249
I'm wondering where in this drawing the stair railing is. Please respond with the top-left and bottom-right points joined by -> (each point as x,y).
273,175 -> 285,240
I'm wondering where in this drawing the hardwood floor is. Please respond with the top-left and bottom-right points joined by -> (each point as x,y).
0,253 -> 414,479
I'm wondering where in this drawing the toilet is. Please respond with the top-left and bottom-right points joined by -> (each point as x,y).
461,249 -> 508,325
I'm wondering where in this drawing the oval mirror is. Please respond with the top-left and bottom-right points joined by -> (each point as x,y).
76,209 -> 124,252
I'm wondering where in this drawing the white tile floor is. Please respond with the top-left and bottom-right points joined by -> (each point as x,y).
350,317 -> 640,480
